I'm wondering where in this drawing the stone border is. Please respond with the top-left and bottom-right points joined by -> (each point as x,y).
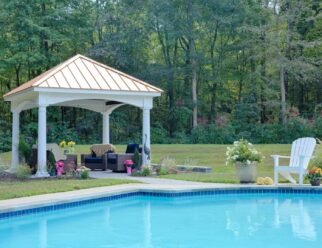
0,183 -> 321,218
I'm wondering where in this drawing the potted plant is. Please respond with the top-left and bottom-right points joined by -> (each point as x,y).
124,159 -> 134,175
59,140 -> 68,154
226,139 -> 263,183
67,141 -> 76,154
306,166 -> 322,186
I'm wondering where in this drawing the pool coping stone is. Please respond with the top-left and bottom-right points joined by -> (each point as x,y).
1,183 -> 321,216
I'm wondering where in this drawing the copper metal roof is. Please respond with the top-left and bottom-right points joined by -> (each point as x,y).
4,54 -> 162,97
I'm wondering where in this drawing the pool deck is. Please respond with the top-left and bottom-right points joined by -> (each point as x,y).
0,178 -> 320,215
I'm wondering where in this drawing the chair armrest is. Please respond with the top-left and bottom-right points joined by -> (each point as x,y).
81,154 -> 91,164
102,153 -> 108,170
271,155 -> 290,159
271,155 -> 290,168
116,154 -> 134,167
66,154 -> 78,168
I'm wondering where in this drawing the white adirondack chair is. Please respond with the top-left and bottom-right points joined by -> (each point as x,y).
272,137 -> 316,185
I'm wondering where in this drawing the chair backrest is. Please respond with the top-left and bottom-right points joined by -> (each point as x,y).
289,137 -> 316,169
32,143 -> 66,161
125,143 -> 140,154
91,144 -> 116,156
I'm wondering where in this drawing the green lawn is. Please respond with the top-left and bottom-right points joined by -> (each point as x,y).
1,144 -> 293,184
0,179 -> 136,200
151,144 -> 291,183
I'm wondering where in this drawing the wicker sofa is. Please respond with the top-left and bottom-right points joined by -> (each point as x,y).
81,144 -> 115,171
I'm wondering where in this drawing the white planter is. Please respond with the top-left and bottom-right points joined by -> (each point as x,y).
235,162 -> 257,183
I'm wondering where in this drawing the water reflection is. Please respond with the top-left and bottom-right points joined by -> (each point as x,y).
225,197 -> 316,241
276,198 -> 316,240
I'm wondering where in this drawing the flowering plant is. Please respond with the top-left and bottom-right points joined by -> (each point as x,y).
59,140 -> 76,153
67,141 -> 75,148
59,140 -> 66,148
76,166 -> 90,179
306,166 -> 322,181
226,139 -> 263,166
55,160 -> 65,176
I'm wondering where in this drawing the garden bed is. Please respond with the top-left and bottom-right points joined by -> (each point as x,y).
0,171 -> 137,200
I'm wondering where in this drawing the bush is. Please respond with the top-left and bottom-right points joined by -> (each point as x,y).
157,157 -> 177,175
80,170 -> 89,179
157,166 -> 170,175
0,164 -> 9,173
132,165 -> 152,177
19,139 -> 32,163
133,148 -> 141,169
16,165 -> 32,179
141,166 -> 152,176
151,125 -> 169,144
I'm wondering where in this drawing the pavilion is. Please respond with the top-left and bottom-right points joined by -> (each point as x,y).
3,54 -> 162,177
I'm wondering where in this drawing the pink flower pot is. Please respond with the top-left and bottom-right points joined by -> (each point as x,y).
126,166 -> 132,175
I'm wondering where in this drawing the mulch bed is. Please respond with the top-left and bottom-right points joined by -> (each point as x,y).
0,171 -> 92,182
0,171 -> 20,182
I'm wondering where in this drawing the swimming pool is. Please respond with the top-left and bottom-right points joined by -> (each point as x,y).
0,190 -> 322,248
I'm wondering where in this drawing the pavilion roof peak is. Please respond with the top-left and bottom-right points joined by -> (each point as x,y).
4,54 -> 163,97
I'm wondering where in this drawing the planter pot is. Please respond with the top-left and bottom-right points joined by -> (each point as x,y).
126,166 -> 132,175
235,162 -> 257,183
310,179 -> 321,186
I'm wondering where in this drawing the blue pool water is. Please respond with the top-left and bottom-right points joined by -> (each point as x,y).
0,193 -> 322,248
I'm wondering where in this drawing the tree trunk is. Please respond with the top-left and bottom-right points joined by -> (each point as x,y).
187,1 -> 198,128
209,23 -> 219,122
191,39 -> 198,128
275,0 -> 287,124
280,66 -> 287,124
15,65 -> 20,87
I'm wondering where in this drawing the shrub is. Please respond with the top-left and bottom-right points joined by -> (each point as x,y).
283,117 -> 313,143
19,138 -> 32,162
160,157 -> 176,168
132,165 -> 152,177
141,166 -> 152,176
157,157 -> 177,175
151,125 -> 169,144
133,148 -> 141,169
80,170 -> 89,179
76,166 -> 90,179
157,166 -> 170,175
0,164 -> 9,173
16,165 -> 32,179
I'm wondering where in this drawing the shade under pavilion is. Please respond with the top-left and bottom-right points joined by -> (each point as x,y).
3,54 -> 162,177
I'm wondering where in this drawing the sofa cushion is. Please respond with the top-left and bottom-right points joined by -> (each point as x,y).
107,158 -> 117,164
107,153 -> 117,159
84,157 -> 102,164
126,143 -> 140,154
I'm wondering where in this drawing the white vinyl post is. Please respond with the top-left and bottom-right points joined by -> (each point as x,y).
11,110 -> 20,172
142,108 -> 151,165
102,112 -> 110,144
35,104 -> 49,177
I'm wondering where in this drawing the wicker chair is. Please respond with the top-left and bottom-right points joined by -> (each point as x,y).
30,143 -> 77,173
106,143 -> 142,172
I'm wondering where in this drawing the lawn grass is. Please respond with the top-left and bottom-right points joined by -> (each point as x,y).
0,143 -> 293,184
150,144 -> 292,183
0,178 -> 136,200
